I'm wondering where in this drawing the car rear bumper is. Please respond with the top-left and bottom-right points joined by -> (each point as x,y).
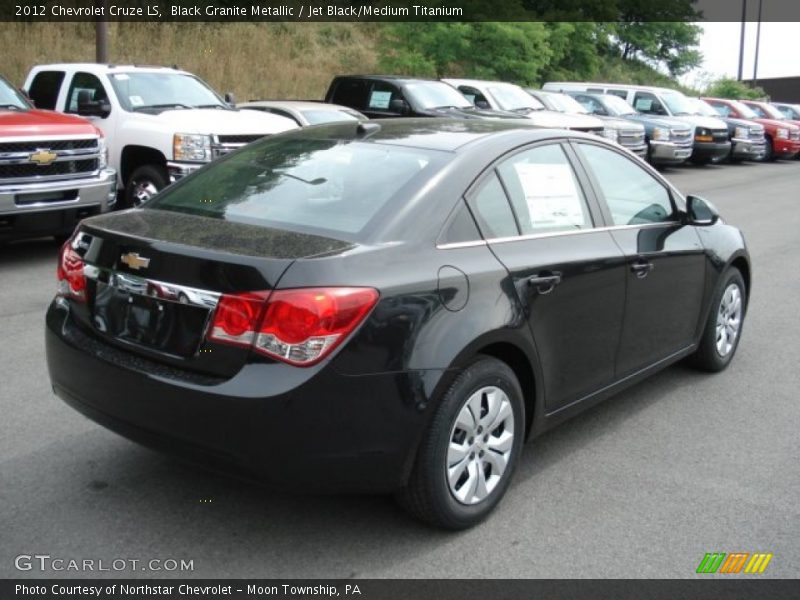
731,138 -> 766,160
45,299 -> 434,493
648,141 -> 693,164
0,169 -> 116,241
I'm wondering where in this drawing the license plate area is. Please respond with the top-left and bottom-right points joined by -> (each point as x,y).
92,281 -> 212,357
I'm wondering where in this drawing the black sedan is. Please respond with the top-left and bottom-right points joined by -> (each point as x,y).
46,119 -> 750,529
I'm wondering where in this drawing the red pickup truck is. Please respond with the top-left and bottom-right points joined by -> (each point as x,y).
702,96 -> 800,160
1,73 -> 116,242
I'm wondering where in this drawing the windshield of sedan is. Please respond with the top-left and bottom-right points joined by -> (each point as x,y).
404,82 -> 473,110
0,77 -> 29,110
601,94 -> 637,115
108,72 -> 226,112
660,91 -> 697,116
545,93 -> 589,114
302,109 -> 364,125
487,84 -> 544,111
146,136 -> 445,239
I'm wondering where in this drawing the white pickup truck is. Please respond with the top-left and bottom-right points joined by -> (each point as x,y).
24,64 -> 297,207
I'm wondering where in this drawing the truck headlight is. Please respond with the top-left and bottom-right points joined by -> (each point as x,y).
602,128 -> 618,142
776,128 -> 789,139
97,136 -> 108,169
734,126 -> 748,139
173,133 -> 212,162
652,127 -> 670,141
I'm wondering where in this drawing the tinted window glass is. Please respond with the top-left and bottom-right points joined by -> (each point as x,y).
577,143 -> 674,226
330,79 -> 370,110
28,71 -> 64,110
467,173 -> 518,239
439,202 -> 481,244
66,72 -> 108,113
497,144 -> 593,235
147,137 -> 444,239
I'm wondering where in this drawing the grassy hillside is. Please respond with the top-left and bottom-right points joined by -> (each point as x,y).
1,22 -> 378,100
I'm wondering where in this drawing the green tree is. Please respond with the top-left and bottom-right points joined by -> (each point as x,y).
704,78 -> 767,101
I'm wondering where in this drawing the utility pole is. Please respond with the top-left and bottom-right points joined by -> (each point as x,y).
753,0 -> 763,84
737,0 -> 747,81
95,0 -> 108,63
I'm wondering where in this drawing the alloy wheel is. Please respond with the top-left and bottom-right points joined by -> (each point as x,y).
716,283 -> 743,357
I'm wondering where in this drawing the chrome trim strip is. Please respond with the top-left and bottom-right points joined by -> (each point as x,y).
0,169 -> 101,185
0,148 -> 100,162
0,134 -> 100,144
83,264 -> 221,309
436,221 -> 683,249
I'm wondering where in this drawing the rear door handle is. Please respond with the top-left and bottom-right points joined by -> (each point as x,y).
528,272 -> 562,294
630,259 -> 655,278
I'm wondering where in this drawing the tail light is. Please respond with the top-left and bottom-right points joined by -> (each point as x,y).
208,287 -> 379,366
56,242 -> 87,302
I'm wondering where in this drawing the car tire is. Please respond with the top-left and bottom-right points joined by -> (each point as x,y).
124,165 -> 168,208
689,268 -> 747,372
396,355 -> 525,530
763,136 -> 774,161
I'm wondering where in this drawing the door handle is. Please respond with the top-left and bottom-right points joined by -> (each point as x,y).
528,272 -> 562,294
630,259 -> 655,279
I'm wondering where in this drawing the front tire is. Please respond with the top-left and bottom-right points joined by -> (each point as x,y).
124,165 -> 168,208
397,356 -> 525,529
689,268 -> 747,372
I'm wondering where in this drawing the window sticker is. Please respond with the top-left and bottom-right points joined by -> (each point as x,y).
635,98 -> 653,112
368,90 -> 392,110
513,163 -> 586,229
129,95 -> 144,107
113,74 -> 130,81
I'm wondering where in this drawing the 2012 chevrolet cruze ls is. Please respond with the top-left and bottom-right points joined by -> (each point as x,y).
46,119 -> 750,529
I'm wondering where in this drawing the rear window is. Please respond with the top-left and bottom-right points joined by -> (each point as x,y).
146,136 -> 444,239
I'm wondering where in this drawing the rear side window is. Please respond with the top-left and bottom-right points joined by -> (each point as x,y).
147,137 -> 444,239
330,79 -> 370,110
28,71 -> 65,110
466,173 -> 519,239
576,143 -> 674,226
497,144 -> 593,235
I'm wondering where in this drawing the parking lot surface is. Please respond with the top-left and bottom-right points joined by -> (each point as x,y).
1,160 -> 798,578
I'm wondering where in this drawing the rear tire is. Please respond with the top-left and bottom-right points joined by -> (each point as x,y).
124,165 -> 168,208
689,268 -> 747,372
396,356 -> 525,530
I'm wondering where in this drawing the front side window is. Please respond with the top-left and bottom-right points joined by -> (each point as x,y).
576,143 -> 674,226
330,79 -> 370,110
633,91 -> 667,116
404,82 -> 472,110
497,144 -> 593,235
366,82 -> 401,112
147,137 -> 444,239
66,72 -> 108,113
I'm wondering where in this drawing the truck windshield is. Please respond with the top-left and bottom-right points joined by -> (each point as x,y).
0,77 -> 29,110
146,135 -> 446,240
108,72 -> 226,112
661,91 -> 698,116
405,82 -> 473,110
602,94 -> 637,116
690,99 -> 719,117
729,101 -> 759,119
487,84 -> 544,112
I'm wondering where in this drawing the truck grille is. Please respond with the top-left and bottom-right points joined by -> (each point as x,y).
211,134 -> 267,158
0,137 -> 101,185
790,130 -> 800,141
712,129 -> 729,143
750,127 -> 764,140
619,129 -> 645,145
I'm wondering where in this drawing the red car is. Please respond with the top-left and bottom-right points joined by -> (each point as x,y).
703,97 -> 800,160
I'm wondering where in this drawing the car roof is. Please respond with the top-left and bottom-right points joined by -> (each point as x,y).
279,118 -> 592,152
240,100 -> 355,111
32,63 -> 190,76
443,78 -> 519,89
333,75 -> 441,85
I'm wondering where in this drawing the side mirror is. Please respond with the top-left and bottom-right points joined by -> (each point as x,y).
224,92 -> 236,105
388,97 -> 410,115
685,195 -> 720,226
475,99 -> 491,110
77,90 -> 111,118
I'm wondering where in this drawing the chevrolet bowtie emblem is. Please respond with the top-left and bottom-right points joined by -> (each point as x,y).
29,149 -> 58,166
120,252 -> 150,270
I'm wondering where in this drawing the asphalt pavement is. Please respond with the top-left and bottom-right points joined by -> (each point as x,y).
1,160 -> 798,579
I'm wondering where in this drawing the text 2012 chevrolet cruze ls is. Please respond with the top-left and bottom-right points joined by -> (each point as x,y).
46,119 -> 750,529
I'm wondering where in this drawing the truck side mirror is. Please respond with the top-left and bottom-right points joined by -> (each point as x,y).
389,97 -> 410,115
224,92 -> 236,106
77,90 -> 111,118
475,100 -> 491,110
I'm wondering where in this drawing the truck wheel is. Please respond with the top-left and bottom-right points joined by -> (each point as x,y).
124,165 -> 168,208
763,136 -> 774,161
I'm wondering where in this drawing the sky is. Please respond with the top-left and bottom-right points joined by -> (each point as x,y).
682,21 -> 800,88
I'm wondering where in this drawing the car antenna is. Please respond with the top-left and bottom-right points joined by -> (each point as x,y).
356,122 -> 381,138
